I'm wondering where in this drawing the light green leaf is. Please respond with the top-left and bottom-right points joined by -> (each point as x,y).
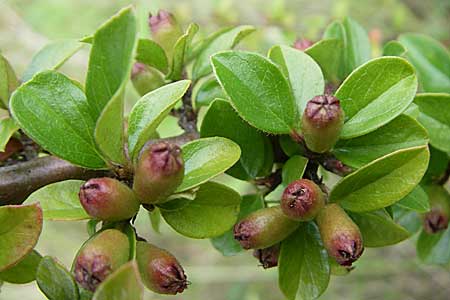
148,208 -> 161,234
279,223 -> 330,300
0,55 -> 19,108
136,39 -> 168,73
333,114 -> 428,168
192,77 -> 226,109
417,227 -> 450,265
23,180 -> 89,221
162,182 -> 241,239
414,93 -> 450,152
10,71 -> 106,169
330,146 -> 429,212
383,41 -> 407,57
212,51 -> 297,134
336,57 -> 418,139
0,250 -> 42,284
0,203 -> 42,272
0,117 -> 19,152
269,45 -> 324,115
176,137 -> 241,192
396,185 -> 430,213
22,40 -> 83,82
128,80 -> 191,160
305,39 -> 342,84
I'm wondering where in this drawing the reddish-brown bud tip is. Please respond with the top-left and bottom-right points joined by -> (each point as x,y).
74,254 -> 112,292
293,38 -> 313,51
0,137 -> 23,162
148,10 -> 173,32
304,95 -> 342,127
281,179 -> 325,221
331,235 -> 364,266
423,210 -> 449,234
131,62 -> 147,79
148,10 -> 182,59
423,185 -> 450,234
253,244 -> 280,269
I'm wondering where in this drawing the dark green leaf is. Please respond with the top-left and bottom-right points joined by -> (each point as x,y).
0,250 -> 42,284
396,185 -> 430,213
192,77 -> 226,108
424,146 -> 449,182
136,39 -> 168,73
417,227 -> 450,265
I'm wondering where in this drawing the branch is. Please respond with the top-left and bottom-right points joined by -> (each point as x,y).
438,162 -> 450,185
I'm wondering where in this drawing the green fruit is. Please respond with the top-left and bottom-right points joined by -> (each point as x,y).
281,179 -> 325,221
422,185 -> 450,234
148,10 -> 183,60
131,63 -> 165,96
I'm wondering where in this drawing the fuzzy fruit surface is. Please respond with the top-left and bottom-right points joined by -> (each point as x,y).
133,142 -> 184,204
253,244 -> 280,269
79,177 -> 140,221
136,241 -> 188,295
234,206 -> 299,250
148,10 -> 183,60
131,63 -> 165,96
316,204 -> 363,266
281,179 -> 325,221
73,229 -> 130,292
423,185 -> 450,234
302,94 -> 344,153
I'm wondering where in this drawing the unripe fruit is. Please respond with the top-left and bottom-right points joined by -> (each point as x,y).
281,179 -> 325,221
136,241 -> 187,295
79,178 -> 140,221
253,244 -> 280,269
301,95 -> 344,153
148,10 -> 183,60
316,204 -> 363,266
234,206 -> 299,250
423,185 -> 450,234
133,142 -> 184,204
73,229 -> 130,292
131,63 -> 165,96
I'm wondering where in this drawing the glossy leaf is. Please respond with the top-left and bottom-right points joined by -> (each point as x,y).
0,250 -> 42,284
269,45 -> 324,115
175,137 -> 241,192
336,57 -> 418,139
23,180 -> 89,221
330,146 -> 429,212
0,117 -> 19,152
305,39 -> 342,84
414,93 -> 450,152
383,41 -> 407,57
333,114 -> 428,168
279,223 -> 330,300
392,205 -> 422,235
0,55 -> 19,108
212,51 -> 297,134
192,77 -> 226,108
22,40 -> 83,82
10,71 -> 106,168
136,38 -> 168,73
128,80 -> 191,160
417,227 -> 450,265
148,208 -> 162,234
0,203 -> 43,272
396,185 -> 430,213
162,182 -> 241,238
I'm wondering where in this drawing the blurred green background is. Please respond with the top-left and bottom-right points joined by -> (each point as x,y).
0,0 -> 449,299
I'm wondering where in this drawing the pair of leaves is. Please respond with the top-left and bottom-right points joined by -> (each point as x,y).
0,250 -> 42,284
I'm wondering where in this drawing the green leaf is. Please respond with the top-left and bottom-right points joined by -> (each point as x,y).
10,71 -> 106,169
0,55 -> 19,108
330,146 -> 429,212
212,51 -> 297,134
176,137 -> 241,192
211,194 -> 264,256
148,208 -> 162,234
0,203 -> 43,272
192,25 -> 255,80
269,45 -> 324,115
414,93 -> 450,152
305,39 -> 342,84
166,23 -> 199,81
417,227 -> 450,265
282,155 -> 309,185
36,256 -> 79,300
0,117 -> 19,152
0,250 -> 42,284
279,223 -> 330,300
93,261 -> 143,300
22,40 -> 83,82
399,33 -> 450,93
23,180 -> 89,221
336,57 -> 418,139
136,39 -> 168,73
128,80 -> 191,160
383,41 -> 407,57
333,114 -> 428,168
201,99 -> 273,180
392,205 -> 422,234
192,77 -> 226,108
162,182 -> 241,239
424,146 -> 449,183
349,210 -> 410,247
396,185 -> 430,213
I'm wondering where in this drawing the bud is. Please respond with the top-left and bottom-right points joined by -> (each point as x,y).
302,95 -> 344,153
423,185 -> 450,234
73,229 -> 130,292
133,142 -> 184,204
79,178 -> 140,221
136,241 -> 187,295
148,10 -> 183,59
281,179 -> 325,221
293,38 -> 313,51
316,204 -> 363,266
131,63 -> 165,96
253,244 -> 280,269
329,257 -> 354,276
234,206 -> 299,250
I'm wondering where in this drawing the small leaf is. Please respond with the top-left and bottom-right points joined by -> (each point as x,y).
136,39 -> 168,73
0,117 -> 19,152
176,137 -> 241,192
162,182 -> 241,239
349,210 -> 410,247
414,93 -> 450,153
336,56 -> 418,139
278,223 -> 330,300
305,39 -> 342,84
396,185 -> 430,213
22,40 -> 83,82
148,208 -> 161,234
0,250 -> 42,284
36,256 -> 79,300
212,51 -> 297,134
330,146 -> 429,212
10,71 -> 106,169
0,203 -> 43,272
383,41 -> 407,57
417,227 -> 450,265
128,80 -> 191,160
192,77 -> 226,108
0,55 -> 19,108
282,155 -> 309,185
